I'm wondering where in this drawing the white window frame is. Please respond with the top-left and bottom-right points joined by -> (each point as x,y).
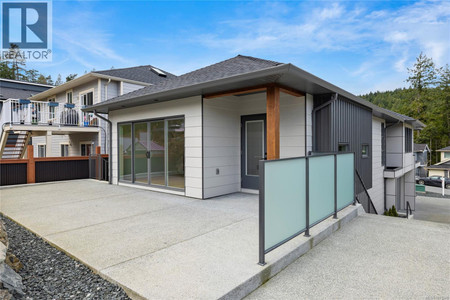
79,88 -> 95,106
37,144 -> 46,158
80,141 -> 93,156
60,143 -> 69,157
66,90 -> 73,104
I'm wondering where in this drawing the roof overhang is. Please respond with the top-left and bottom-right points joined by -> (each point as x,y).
29,73 -> 151,101
84,63 -> 425,130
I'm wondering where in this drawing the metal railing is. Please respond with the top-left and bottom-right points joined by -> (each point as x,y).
0,99 -> 98,127
258,152 -> 355,265
89,154 -> 109,181
406,201 -> 413,219
355,169 -> 378,214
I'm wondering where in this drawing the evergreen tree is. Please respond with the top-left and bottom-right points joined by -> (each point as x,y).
65,74 -> 77,82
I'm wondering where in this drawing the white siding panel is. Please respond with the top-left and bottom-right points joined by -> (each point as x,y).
122,82 -> 146,95
203,92 -> 307,198
109,96 -> 202,198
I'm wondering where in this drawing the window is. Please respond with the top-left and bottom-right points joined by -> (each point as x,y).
81,143 -> 92,156
118,117 -> 185,190
381,123 -> 386,166
338,143 -> 349,152
38,145 -> 46,157
60,144 -> 69,157
80,91 -> 94,106
361,144 -> 369,158
444,152 -> 450,159
405,127 -> 413,153
118,124 -> 132,181
66,91 -> 73,104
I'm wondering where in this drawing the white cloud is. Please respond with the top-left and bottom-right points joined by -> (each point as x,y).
196,1 -> 450,71
52,8 -> 133,70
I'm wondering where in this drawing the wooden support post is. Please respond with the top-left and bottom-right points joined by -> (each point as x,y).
26,145 -> 35,184
266,85 -> 280,160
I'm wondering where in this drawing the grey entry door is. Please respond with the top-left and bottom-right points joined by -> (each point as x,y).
241,114 -> 266,190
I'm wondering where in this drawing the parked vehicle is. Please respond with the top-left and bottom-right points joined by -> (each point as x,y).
416,176 -> 450,189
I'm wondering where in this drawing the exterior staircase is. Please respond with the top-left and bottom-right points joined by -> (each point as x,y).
0,130 -> 31,159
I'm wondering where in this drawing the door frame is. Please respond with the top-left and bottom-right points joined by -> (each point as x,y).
241,114 -> 267,190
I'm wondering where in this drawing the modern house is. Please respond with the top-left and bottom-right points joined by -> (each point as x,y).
414,143 -> 430,177
84,55 -> 424,214
426,146 -> 450,177
0,66 -> 175,158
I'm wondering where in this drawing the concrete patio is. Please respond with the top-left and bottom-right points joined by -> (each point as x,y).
0,180 -> 361,299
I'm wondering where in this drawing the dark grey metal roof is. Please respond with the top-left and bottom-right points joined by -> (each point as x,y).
85,55 -> 425,129
414,143 -> 429,152
0,78 -> 53,100
427,160 -> 450,169
0,87 -> 42,99
437,146 -> 450,152
94,65 -> 177,84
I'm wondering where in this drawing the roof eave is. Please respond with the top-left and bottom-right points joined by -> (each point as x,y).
84,64 -> 292,113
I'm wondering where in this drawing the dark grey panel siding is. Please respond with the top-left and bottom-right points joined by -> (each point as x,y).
0,163 -> 27,186
314,94 -> 373,191
35,160 -> 89,183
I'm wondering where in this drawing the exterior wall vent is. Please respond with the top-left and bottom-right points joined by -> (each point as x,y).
150,67 -> 167,77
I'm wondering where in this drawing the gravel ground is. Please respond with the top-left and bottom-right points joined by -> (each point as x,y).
0,214 -> 131,300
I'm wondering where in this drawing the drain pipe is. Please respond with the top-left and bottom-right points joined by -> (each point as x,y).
93,110 -> 112,184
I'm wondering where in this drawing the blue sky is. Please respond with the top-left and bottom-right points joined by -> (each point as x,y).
28,0 -> 450,95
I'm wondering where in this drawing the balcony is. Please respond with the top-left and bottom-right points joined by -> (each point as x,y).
0,99 -> 98,129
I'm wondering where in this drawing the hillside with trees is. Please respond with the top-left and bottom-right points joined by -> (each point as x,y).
0,44 -> 77,85
360,54 -> 450,164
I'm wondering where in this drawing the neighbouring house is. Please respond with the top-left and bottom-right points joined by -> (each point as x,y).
0,66 -> 175,159
426,146 -> 450,177
0,78 -> 53,114
84,55 -> 424,214
414,143 -> 430,177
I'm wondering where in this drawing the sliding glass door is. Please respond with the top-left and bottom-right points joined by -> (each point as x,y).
134,122 -> 149,184
150,120 -> 165,186
118,117 -> 185,190
167,118 -> 185,188
119,124 -> 132,181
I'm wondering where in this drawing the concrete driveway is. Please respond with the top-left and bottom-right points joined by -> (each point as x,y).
247,214 -> 450,299
0,180 -> 260,299
425,185 -> 450,196
414,195 -> 450,224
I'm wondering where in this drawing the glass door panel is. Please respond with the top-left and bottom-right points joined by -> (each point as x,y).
167,118 -> 185,189
119,124 -> 132,181
150,121 -> 166,186
133,122 -> 149,184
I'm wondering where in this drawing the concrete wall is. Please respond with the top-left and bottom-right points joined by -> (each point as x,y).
109,96 -> 203,199
203,92 -> 311,198
404,170 -> 416,210
367,117 -> 385,213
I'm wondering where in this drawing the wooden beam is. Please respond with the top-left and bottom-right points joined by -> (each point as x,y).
203,85 -> 267,99
266,85 -> 280,160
